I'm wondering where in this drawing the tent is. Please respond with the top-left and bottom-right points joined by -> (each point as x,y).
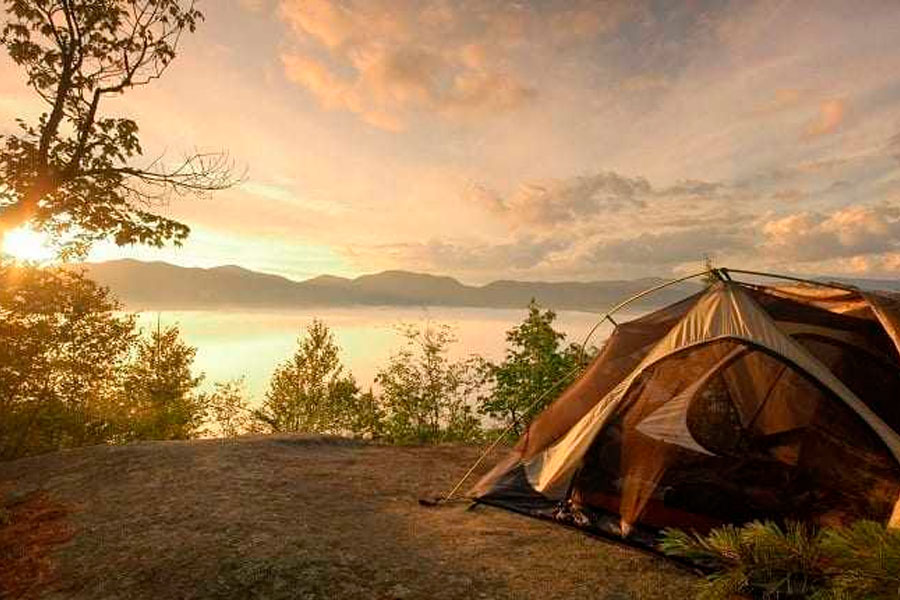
469,270 -> 900,547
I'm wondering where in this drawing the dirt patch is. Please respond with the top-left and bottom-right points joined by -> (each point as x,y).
0,436 -> 697,599
0,489 -> 75,600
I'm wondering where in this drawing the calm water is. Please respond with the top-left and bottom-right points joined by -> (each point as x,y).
135,306 -> 642,405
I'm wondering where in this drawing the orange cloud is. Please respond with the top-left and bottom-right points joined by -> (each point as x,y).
805,98 -> 846,137
275,0 -> 551,130
279,0 -> 356,49
281,53 -> 352,110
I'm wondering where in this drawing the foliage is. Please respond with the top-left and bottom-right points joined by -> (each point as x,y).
375,322 -> 482,444
0,258 -> 136,458
660,519 -> 900,599
121,322 -> 205,440
201,377 -> 259,438
341,387 -> 384,441
477,299 -> 591,435
0,260 -> 262,455
660,521 -> 828,599
0,0 -> 237,256
820,520 -> 900,598
255,320 -> 363,436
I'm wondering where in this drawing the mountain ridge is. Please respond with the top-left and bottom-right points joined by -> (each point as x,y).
77,259 -> 702,312
78,259 -> 900,312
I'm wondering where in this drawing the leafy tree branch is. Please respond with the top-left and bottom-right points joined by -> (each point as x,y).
0,0 -> 241,256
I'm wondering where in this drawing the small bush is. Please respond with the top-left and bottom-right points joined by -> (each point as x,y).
660,519 -> 900,599
820,520 -> 900,598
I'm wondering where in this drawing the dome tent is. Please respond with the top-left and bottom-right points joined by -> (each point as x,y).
468,270 -> 900,548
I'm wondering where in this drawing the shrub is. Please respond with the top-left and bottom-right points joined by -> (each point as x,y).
121,323 -> 206,441
660,519 -> 900,599
202,378 -> 260,438
0,260 -> 136,458
255,319 -> 364,436
820,520 -> 900,598
375,322 -> 482,444
477,299 -> 592,435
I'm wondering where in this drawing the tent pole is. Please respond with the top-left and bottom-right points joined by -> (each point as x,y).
432,269 -> 714,505
428,365 -> 582,505
575,268 -> 714,363
722,268 -> 859,293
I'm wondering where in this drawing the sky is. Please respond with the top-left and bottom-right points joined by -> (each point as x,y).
4,0 -> 900,283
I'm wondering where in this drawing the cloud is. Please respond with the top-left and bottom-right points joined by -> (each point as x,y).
238,0 -> 270,12
887,131 -> 900,164
458,159 -> 900,278
620,74 -> 670,93
281,54 -> 351,109
586,226 -> 751,266
805,98 -> 846,138
545,2 -> 638,42
761,204 -> 900,262
476,169 -> 755,233
659,179 -> 726,197
351,235 -> 571,275
751,88 -> 805,115
481,172 -> 653,227
276,0 -> 544,130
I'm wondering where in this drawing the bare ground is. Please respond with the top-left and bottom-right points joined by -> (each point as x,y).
0,436 -> 696,599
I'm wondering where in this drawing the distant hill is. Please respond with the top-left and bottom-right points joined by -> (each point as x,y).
77,259 -> 703,312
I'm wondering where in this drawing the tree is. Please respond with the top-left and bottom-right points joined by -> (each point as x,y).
479,299 -> 591,435
256,319 -> 360,435
201,377 -> 258,438
121,321 -> 205,440
345,388 -> 384,440
0,259 -> 136,458
0,0 -> 238,256
376,322 -> 481,444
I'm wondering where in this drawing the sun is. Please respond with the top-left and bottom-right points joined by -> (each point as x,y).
1,226 -> 56,262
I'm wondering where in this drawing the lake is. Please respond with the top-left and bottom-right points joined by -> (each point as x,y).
135,306 -> 644,404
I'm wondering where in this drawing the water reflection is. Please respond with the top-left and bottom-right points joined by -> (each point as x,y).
135,306 -> 638,405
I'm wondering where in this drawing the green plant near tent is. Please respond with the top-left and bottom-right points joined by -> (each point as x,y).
820,520 -> 900,598
659,520 -> 900,599
477,299 -> 591,436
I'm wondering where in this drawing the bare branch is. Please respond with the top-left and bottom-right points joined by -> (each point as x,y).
82,151 -> 244,197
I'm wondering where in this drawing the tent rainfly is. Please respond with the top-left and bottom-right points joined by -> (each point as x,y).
469,271 -> 900,548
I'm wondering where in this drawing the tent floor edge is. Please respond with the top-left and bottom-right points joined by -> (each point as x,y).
471,497 -> 708,575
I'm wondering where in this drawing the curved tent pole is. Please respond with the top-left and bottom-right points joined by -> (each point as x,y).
575,268 -> 717,364
427,364 -> 583,506
430,268 -> 716,506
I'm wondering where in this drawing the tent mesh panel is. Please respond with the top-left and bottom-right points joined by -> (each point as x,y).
570,340 -> 900,533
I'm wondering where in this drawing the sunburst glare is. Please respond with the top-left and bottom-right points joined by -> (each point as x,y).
1,226 -> 55,263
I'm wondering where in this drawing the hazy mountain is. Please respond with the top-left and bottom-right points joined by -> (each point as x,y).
77,259 -> 704,312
